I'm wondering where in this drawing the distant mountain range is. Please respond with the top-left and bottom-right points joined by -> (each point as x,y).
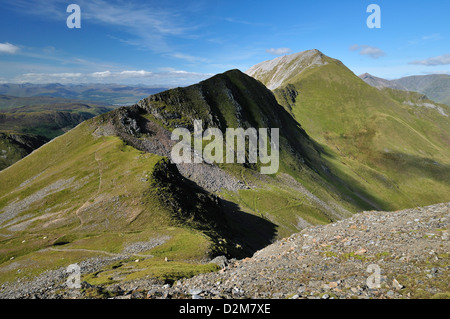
0,84 -> 168,171
0,83 -> 168,106
359,73 -> 450,106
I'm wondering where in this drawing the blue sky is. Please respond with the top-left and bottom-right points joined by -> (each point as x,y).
0,0 -> 449,86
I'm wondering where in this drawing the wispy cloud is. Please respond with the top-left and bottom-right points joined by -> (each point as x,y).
266,48 -> 292,55
422,70 -> 449,75
0,42 -> 20,54
224,17 -> 270,27
168,52 -> 211,63
408,33 -> 443,45
4,0 -> 198,53
350,44 -> 386,59
409,54 -> 450,66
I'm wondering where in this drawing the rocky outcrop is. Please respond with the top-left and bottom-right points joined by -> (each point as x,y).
127,202 -> 449,299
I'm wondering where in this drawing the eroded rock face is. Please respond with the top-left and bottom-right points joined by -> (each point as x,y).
96,110 -> 247,193
245,49 -> 328,90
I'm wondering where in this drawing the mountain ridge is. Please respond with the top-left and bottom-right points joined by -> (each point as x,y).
0,68 -> 364,293
0,52 -> 449,299
247,50 -> 450,210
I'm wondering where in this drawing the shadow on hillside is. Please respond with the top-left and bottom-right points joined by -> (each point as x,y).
150,157 -> 278,260
219,198 -> 278,258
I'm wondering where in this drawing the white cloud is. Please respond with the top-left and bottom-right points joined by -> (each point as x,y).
118,70 -> 152,77
0,42 -> 20,54
350,45 -> 385,59
18,72 -> 82,83
10,69 -> 213,86
421,33 -> 442,41
422,70 -> 449,75
224,17 -> 269,27
409,54 -> 450,66
158,67 -> 177,72
92,71 -> 112,78
266,48 -> 292,55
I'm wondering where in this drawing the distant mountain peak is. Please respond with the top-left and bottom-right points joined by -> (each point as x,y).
358,73 -> 408,91
245,49 -> 329,90
359,73 -> 373,79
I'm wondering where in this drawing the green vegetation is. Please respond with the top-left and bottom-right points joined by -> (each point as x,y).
393,74 -> 450,106
0,55 -> 449,293
0,102 -> 112,140
0,100 -> 113,170
0,120 -> 221,285
252,51 -> 450,210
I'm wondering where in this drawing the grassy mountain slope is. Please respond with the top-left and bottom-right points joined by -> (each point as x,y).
247,50 -> 450,210
136,70 -> 370,229
0,102 -> 112,139
4,62 -> 446,291
0,120 -> 228,286
0,100 -> 113,171
0,69 -> 373,288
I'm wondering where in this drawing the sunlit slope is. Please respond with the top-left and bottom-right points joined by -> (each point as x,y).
0,120 -> 225,285
248,51 -> 450,209
0,66 -> 352,286
4,62 -> 445,289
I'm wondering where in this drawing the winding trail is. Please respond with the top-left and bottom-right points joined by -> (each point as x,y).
74,150 -> 103,229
